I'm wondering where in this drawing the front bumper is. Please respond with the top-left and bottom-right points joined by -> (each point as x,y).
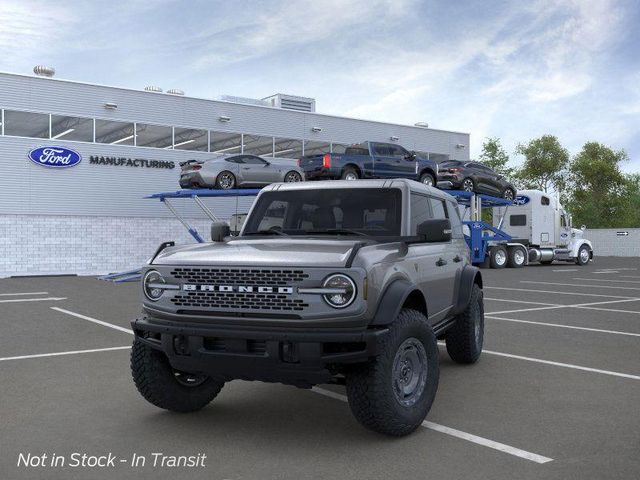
132,316 -> 387,387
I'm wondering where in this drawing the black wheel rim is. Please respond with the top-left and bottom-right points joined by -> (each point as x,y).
285,172 -> 301,182
173,369 -> 208,387
218,173 -> 234,189
392,338 -> 428,407
463,179 -> 473,191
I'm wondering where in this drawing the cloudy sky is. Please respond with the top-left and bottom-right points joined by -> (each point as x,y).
1,0 -> 639,171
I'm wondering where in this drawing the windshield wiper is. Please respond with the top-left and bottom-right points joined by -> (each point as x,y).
304,228 -> 368,237
244,229 -> 288,236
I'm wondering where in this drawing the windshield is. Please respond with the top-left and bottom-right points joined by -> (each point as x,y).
242,188 -> 402,237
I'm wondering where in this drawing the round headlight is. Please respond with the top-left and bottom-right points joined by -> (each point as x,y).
322,274 -> 356,308
143,270 -> 165,301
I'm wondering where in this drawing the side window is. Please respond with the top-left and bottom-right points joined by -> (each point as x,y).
257,201 -> 287,230
373,144 -> 390,156
446,201 -> 464,238
541,196 -> 550,206
389,145 -> 407,158
561,215 -> 567,227
429,198 -> 448,220
410,193 -> 433,234
510,215 -> 527,226
243,155 -> 267,165
226,156 -> 243,164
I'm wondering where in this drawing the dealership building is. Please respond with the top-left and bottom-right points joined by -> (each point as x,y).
0,69 -> 470,277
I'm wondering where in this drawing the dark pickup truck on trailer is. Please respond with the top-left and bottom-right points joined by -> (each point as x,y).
299,141 -> 439,187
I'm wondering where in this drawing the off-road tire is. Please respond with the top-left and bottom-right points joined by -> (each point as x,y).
445,284 -> 484,364
215,171 -> 236,189
489,245 -> 507,269
507,246 -> 526,268
131,338 -> 224,412
345,309 -> 439,436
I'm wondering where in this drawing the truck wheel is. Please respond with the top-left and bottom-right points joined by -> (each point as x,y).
216,171 -> 236,189
576,245 -> 591,266
131,338 -> 224,413
446,284 -> 484,364
345,309 -> 439,436
341,167 -> 359,181
419,172 -> 435,187
507,246 -> 526,268
489,246 -> 507,269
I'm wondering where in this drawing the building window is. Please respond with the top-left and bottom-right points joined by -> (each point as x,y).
303,140 -> 330,156
3,110 -> 49,138
173,127 -> 208,151
135,123 -> 173,149
243,134 -> 274,156
95,119 -> 134,145
210,131 -> 243,154
273,137 -> 303,159
51,115 -> 94,142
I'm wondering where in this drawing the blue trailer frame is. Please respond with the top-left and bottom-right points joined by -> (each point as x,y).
443,190 -> 514,265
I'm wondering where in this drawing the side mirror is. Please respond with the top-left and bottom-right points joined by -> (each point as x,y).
417,219 -> 452,242
211,221 -> 230,242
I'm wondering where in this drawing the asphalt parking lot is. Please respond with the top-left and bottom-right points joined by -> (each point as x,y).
1,257 -> 639,480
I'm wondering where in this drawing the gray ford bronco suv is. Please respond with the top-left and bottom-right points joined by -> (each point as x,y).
131,179 -> 484,436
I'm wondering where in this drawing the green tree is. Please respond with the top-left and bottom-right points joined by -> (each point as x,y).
479,137 -> 514,177
567,142 -> 631,228
515,135 -> 569,192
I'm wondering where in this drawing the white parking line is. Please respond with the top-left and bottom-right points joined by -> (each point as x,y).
487,315 -> 640,337
486,286 -> 638,299
482,349 -> 640,381
0,291 -> 49,296
552,269 -> 578,272
485,298 -> 560,307
0,297 -> 67,303
574,305 -> 640,315
621,275 -> 640,279
521,281 -> 640,291
311,387 -> 553,464
487,298 -> 640,316
51,307 -> 133,335
0,346 -> 131,362
573,278 -> 640,284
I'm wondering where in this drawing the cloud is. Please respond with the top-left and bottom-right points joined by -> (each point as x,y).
0,1 -> 76,68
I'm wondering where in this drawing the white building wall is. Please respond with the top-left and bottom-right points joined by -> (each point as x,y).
585,228 -> 640,257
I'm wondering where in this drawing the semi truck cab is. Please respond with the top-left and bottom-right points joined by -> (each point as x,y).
494,190 -> 593,265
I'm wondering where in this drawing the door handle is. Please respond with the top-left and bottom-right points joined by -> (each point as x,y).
453,255 -> 463,263
242,167 -> 250,170
436,258 -> 447,267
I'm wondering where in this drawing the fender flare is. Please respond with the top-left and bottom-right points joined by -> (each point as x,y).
453,265 -> 482,315
371,279 -> 418,326
418,167 -> 437,181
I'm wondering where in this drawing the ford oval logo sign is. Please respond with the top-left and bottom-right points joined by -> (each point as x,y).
514,195 -> 530,206
28,146 -> 82,168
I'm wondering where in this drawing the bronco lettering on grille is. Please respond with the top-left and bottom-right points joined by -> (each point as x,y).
182,285 -> 294,294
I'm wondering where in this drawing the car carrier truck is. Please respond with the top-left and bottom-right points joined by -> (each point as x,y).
491,189 -> 593,267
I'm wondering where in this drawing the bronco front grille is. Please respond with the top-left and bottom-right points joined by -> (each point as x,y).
170,292 -> 309,311
170,268 -> 309,286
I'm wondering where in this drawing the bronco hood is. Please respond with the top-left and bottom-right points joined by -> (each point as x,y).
152,238 -> 363,268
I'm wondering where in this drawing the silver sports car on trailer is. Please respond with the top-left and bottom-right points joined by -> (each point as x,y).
179,154 -> 305,189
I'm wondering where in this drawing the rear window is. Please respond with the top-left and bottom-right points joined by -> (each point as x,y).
510,215 -> 527,226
